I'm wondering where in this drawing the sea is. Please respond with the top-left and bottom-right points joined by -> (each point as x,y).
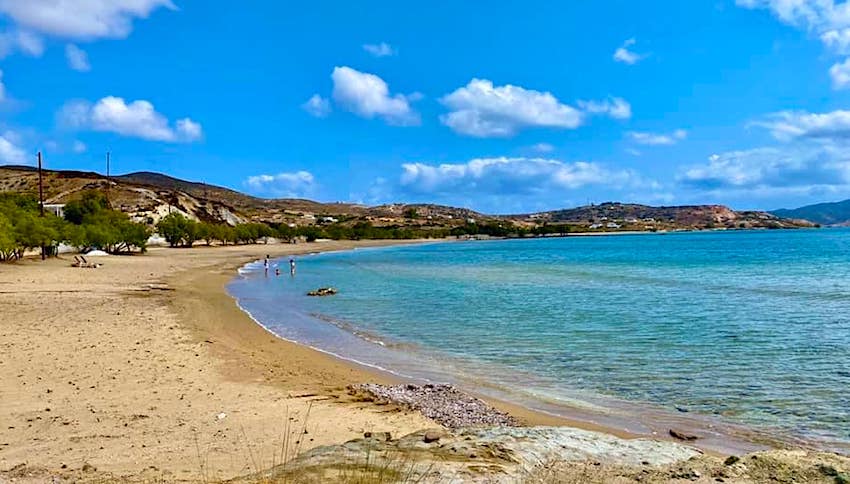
227,229 -> 850,454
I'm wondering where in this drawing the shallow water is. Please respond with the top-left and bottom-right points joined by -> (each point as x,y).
228,229 -> 850,452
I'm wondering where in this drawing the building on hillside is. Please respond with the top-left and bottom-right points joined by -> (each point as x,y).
43,204 -> 65,218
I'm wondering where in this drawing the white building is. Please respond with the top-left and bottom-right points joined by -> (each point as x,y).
43,203 -> 65,218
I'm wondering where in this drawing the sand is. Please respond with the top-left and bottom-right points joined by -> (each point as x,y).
1,241 -> 847,483
0,241 -> 438,481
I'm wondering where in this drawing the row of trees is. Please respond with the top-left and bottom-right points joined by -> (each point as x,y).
153,214 -> 599,248
63,192 -> 151,253
153,213 -> 462,248
0,192 -> 151,262
156,213 -> 277,247
1,190 -> 597,262
0,194 -> 67,261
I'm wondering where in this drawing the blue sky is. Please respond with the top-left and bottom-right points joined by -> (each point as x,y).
2,1 -> 850,213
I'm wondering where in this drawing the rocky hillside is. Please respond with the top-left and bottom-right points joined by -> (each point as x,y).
512,202 -> 815,230
772,199 -> 850,226
0,166 -> 815,230
0,166 -> 491,228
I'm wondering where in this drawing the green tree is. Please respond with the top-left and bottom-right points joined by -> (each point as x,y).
0,212 -> 18,261
157,212 -> 190,247
63,191 -> 109,224
64,191 -> 150,253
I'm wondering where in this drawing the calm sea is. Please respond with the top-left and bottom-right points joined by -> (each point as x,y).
227,229 -> 850,453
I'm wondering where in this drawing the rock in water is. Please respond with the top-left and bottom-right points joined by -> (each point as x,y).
307,287 -> 338,296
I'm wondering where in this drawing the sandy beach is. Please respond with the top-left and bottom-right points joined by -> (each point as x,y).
2,240 -> 848,483
0,241 -> 446,481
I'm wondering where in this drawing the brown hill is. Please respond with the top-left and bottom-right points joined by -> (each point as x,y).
0,166 -> 488,228
511,202 -> 815,230
0,166 -> 814,230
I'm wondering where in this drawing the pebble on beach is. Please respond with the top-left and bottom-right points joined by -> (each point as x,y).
352,383 -> 518,429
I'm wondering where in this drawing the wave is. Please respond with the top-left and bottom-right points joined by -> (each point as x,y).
231,298 -> 429,382
308,312 -> 422,351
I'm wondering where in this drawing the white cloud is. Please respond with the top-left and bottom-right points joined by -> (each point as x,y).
399,157 -> 642,196
735,0 -> 850,30
613,38 -> 644,65
175,118 -> 202,141
65,44 -> 90,71
830,57 -> 850,88
627,129 -> 687,145
331,66 -> 419,126
0,30 -> 44,58
736,1 -> 850,87
362,42 -> 395,57
821,28 -> 850,53
57,99 -> 93,128
440,79 -> 583,137
58,96 -> 203,143
530,142 -> 555,153
0,0 -> 175,41
754,109 -> 850,140
678,144 -> 850,194
72,140 -> 87,153
302,94 -> 331,118
245,171 -> 316,198
0,131 -> 26,164
577,97 -> 632,120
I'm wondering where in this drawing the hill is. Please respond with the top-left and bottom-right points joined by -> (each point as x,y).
771,199 -> 850,226
510,202 -> 815,230
0,166 -> 814,231
0,166 -> 490,229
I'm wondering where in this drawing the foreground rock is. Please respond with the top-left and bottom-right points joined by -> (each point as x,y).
352,383 -> 518,428
237,426 -> 703,483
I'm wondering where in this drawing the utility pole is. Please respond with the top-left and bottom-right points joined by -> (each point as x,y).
105,151 -> 111,207
37,151 -> 44,217
37,151 -> 45,260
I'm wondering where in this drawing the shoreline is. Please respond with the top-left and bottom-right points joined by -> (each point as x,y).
1,238 -> 841,481
221,241 -> 795,458
195,240 -> 623,430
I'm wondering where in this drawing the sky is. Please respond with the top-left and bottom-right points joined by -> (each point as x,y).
2,1 -> 850,213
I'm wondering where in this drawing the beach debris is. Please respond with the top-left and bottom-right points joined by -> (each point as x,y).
352,383 -> 518,429
307,287 -> 338,297
216,412 -> 227,421
669,429 -> 699,441
724,455 -> 740,466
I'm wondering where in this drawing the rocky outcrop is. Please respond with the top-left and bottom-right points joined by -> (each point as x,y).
242,426 -> 702,483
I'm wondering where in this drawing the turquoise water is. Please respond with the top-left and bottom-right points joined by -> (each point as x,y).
228,230 -> 850,451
